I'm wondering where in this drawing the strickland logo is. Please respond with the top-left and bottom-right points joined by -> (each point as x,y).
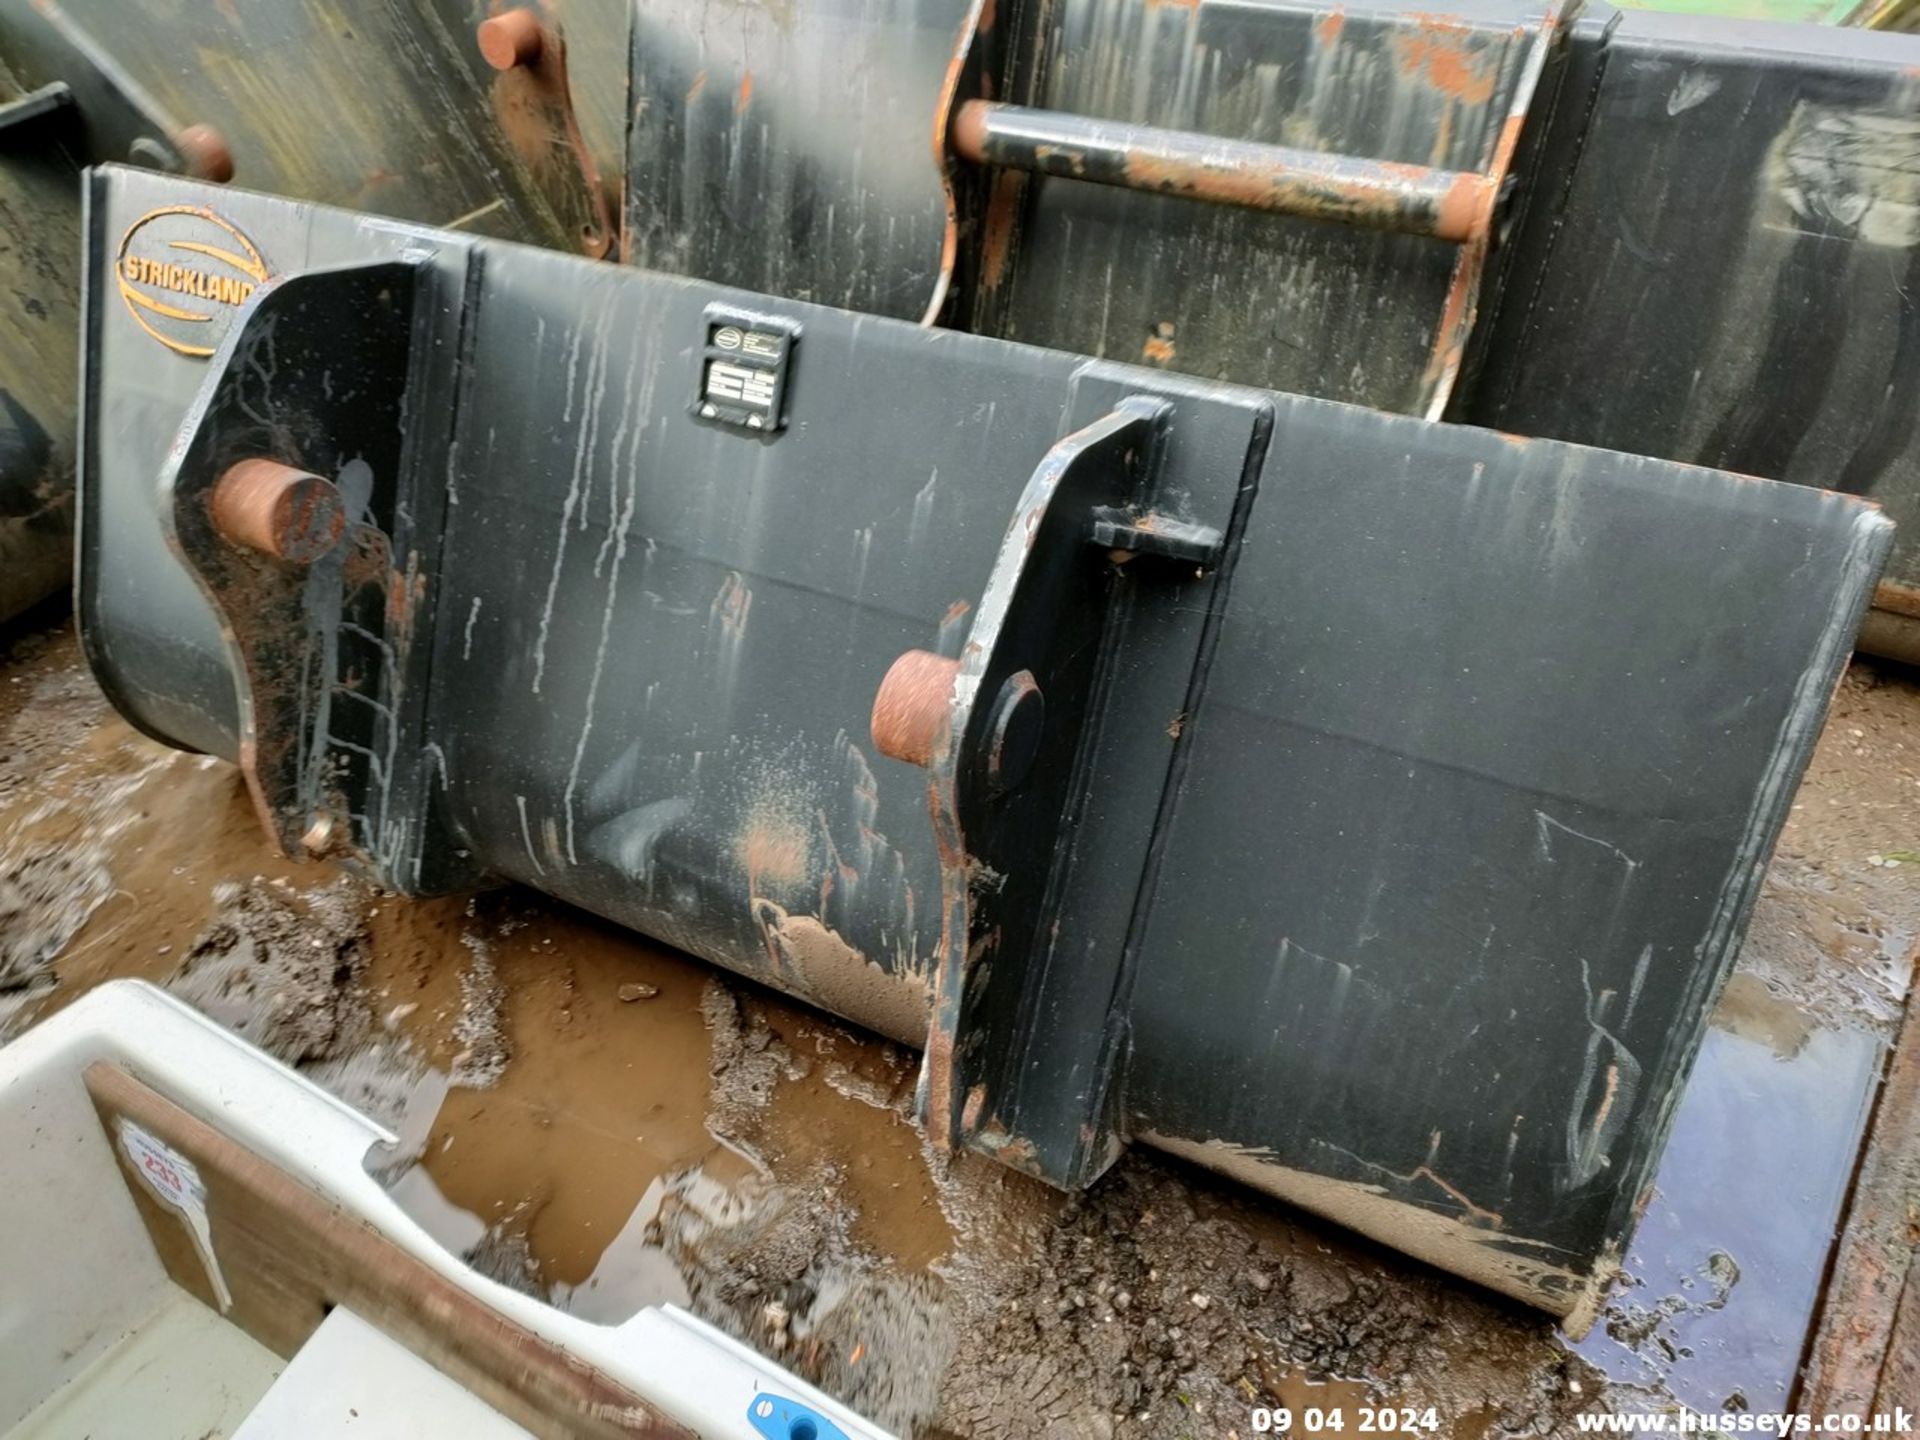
115,206 -> 269,358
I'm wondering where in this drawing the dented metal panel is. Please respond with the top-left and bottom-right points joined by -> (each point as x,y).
78,168 -> 1888,1317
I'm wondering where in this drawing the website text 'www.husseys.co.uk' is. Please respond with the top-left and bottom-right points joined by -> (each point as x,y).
1576,1411 -> 1915,1435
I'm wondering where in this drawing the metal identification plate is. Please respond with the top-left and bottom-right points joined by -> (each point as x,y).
695,307 -> 797,433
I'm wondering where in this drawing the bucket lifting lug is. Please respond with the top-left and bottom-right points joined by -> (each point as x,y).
473,3 -> 616,258
156,253 -> 476,894
869,396 -> 1207,1159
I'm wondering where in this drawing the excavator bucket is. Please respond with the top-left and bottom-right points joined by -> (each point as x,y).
77,162 -> 1889,1321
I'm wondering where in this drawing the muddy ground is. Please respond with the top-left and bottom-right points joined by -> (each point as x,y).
2,604 -> 1915,1438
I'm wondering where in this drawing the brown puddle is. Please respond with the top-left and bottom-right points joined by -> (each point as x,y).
0,651 -> 316,1036
355,891 -> 955,1321
761,1014 -> 952,1271
366,895 -> 757,1296
0,625 -> 957,1332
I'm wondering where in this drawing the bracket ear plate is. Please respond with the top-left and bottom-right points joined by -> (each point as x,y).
158,254 -> 475,893
873,370 -> 1271,1183
161,260 -> 423,858
474,4 -> 615,258
919,399 -> 1165,1155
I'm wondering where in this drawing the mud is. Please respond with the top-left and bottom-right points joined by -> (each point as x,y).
1741,666 -> 1920,1031
0,846 -> 110,994
2,608 -> 1916,1438
450,928 -> 512,1087
166,876 -> 373,1065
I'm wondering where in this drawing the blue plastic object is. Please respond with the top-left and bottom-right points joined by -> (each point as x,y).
746,1392 -> 850,1440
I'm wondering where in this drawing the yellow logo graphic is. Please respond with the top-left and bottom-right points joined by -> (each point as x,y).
116,206 -> 269,358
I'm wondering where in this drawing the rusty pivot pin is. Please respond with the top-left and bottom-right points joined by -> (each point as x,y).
173,124 -> 235,183
127,124 -> 235,183
478,7 -> 545,70
210,459 -> 346,564
871,650 -> 958,768
871,649 -> 1045,795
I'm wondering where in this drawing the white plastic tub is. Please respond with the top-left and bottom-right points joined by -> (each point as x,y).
0,980 -> 887,1440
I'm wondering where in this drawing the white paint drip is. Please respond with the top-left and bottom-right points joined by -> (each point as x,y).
516,795 -> 546,876
1666,71 -> 1719,117
533,309 -> 615,694
1566,957 -> 1643,1189
908,469 -> 938,548
562,318 -> 660,865
462,596 -> 482,660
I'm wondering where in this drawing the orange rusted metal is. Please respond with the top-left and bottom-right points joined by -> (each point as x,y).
951,99 -> 1497,243
478,3 -> 614,257
1417,1 -> 1562,419
1874,579 -> 1920,620
871,649 -> 960,767
209,458 -> 345,564
173,124 -> 234,183
948,98 -> 994,169
1392,14 -> 1498,105
922,0 -> 999,325
478,7 -> 544,71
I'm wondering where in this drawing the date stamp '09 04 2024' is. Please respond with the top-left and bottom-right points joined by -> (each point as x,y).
1250,1408 -> 1443,1435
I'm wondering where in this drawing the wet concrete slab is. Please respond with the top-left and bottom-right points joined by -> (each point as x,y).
2,610 -> 1916,1438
